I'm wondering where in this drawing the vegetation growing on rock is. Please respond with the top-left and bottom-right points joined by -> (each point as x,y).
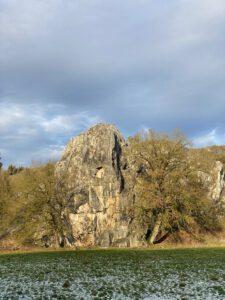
0,124 -> 225,248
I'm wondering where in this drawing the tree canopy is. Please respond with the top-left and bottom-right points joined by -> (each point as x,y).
128,130 -> 222,244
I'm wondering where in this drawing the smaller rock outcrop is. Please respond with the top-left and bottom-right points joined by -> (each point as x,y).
210,161 -> 225,203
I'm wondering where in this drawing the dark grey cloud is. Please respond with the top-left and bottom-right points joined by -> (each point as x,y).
1,0 -> 225,165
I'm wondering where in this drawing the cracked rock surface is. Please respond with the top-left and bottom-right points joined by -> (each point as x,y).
56,124 -> 225,247
56,124 -> 145,247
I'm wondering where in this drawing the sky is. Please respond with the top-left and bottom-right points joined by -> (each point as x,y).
1,0 -> 225,166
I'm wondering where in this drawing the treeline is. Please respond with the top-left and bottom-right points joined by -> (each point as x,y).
0,130 -> 225,247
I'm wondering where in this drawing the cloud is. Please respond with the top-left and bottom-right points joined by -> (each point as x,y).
1,0 -> 225,164
0,102 -> 101,166
41,112 -> 100,135
193,129 -> 225,148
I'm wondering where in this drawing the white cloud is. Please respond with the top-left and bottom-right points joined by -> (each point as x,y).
0,101 -> 100,136
0,101 -> 101,166
193,128 -> 225,148
41,112 -> 100,135
30,144 -> 65,165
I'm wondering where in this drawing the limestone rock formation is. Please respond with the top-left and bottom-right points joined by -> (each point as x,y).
198,161 -> 225,204
55,124 -> 145,247
56,123 -> 225,248
208,161 -> 225,203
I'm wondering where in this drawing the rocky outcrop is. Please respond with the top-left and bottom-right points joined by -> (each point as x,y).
55,124 -> 225,248
55,124 -> 145,247
199,161 -> 225,204
203,161 -> 225,204
210,161 -> 225,203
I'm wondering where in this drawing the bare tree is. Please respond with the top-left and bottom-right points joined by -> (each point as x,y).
129,130 -> 219,244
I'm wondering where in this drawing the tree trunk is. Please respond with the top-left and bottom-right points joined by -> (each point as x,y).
154,231 -> 171,244
148,213 -> 162,244
153,225 -> 179,244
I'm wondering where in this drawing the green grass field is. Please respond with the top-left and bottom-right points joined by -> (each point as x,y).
1,248 -> 225,299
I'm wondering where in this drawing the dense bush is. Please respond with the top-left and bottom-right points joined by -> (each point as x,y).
128,130 -> 224,244
0,163 -> 58,245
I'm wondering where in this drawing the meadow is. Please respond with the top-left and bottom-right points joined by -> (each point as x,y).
1,248 -> 225,299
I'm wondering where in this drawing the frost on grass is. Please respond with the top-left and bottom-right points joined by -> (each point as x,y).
0,249 -> 225,299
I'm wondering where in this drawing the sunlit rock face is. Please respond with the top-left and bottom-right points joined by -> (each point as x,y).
55,124 -> 145,247
199,161 -> 225,204
209,161 -> 225,203
56,124 -> 225,248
